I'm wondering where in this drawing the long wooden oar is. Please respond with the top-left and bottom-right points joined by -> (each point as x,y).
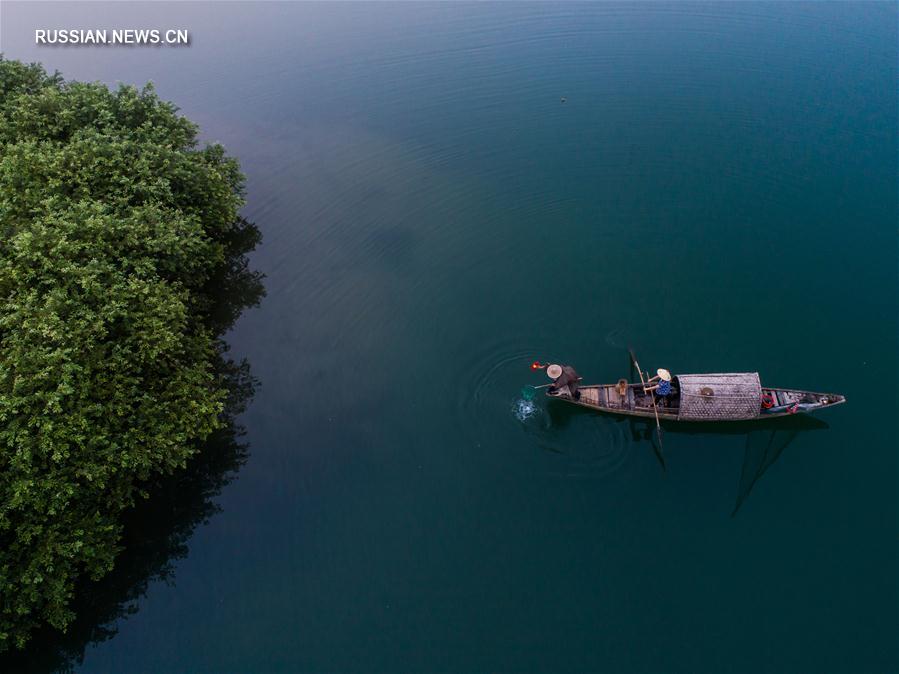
629,348 -> 666,469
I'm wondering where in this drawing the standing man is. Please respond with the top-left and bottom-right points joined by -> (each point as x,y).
644,368 -> 673,407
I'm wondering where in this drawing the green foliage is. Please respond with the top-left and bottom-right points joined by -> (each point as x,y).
0,58 -> 263,650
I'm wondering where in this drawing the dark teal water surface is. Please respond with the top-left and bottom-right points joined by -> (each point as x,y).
2,2 -> 897,672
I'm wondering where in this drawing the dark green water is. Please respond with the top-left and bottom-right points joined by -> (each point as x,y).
2,2 -> 897,672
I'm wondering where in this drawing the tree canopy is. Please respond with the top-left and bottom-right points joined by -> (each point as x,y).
0,58 -> 263,650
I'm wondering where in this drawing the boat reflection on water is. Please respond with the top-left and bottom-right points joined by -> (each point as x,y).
543,399 -> 829,516
659,414 -> 830,516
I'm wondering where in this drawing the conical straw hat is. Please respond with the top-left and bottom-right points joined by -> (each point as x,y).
546,364 -> 563,379
657,368 -> 672,382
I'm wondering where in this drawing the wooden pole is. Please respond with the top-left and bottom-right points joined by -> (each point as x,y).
629,348 -> 666,467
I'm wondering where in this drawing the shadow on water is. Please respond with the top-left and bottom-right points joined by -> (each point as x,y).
0,218 -> 265,674
663,415 -> 829,516
545,396 -> 829,516
2,365 -> 255,674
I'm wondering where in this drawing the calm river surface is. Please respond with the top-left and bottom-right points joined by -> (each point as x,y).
2,2 -> 897,672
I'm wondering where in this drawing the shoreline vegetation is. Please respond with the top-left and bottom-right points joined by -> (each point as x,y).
0,58 -> 264,652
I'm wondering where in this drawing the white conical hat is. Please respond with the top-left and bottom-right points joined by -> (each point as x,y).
546,364 -> 563,379
657,368 -> 672,382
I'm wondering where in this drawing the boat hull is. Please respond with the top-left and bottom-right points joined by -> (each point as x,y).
546,383 -> 845,422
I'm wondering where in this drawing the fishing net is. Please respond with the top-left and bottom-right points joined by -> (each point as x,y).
515,386 -> 540,421
732,428 -> 796,515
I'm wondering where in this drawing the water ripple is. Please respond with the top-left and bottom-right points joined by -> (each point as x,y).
448,336 -> 634,479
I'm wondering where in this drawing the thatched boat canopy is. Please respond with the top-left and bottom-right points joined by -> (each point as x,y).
676,372 -> 761,421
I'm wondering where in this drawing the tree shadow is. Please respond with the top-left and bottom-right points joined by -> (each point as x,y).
0,217 -> 265,673
0,356 -> 255,673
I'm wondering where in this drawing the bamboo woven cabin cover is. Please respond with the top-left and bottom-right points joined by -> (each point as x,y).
676,373 -> 762,421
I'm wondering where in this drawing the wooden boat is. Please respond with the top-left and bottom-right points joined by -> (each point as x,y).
547,371 -> 845,422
